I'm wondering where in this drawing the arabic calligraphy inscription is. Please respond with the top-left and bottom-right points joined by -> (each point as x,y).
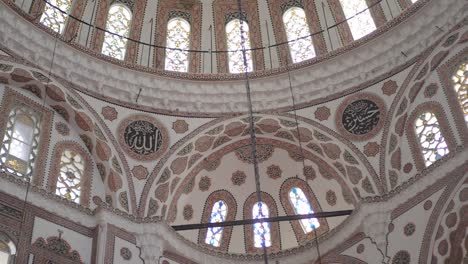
124,120 -> 163,155
342,99 -> 380,135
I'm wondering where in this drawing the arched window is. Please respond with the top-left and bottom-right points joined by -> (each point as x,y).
204,200 -> 228,247
338,0 -> 376,40
48,142 -> 92,206
40,0 -> 73,33
252,202 -> 271,248
452,62 -> 468,124
282,7 -> 315,63
226,19 -> 253,73
102,4 -> 132,60
415,112 -> 449,167
199,190 -> 236,251
0,232 -> 16,263
411,0 -> 418,3
288,187 -> 320,233
0,105 -> 41,178
165,18 -> 191,72
56,149 -> 85,203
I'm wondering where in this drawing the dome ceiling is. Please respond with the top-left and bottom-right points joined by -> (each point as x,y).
0,0 -> 463,115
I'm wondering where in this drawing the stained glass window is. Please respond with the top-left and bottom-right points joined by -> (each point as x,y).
288,187 -> 320,233
411,0 -> 418,3
252,202 -> 271,248
56,150 -> 84,203
102,4 -> 132,60
205,200 -> 228,247
452,62 -> 468,124
165,18 -> 191,72
40,0 -> 73,33
0,104 -> 41,178
226,19 -> 253,73
339,0 -> 376,40
283,7 -> 315,63
415,112 -> 449,167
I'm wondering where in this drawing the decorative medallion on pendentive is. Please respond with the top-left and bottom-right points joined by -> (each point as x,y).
335,93 -> 386,141
118,115 -> 169,160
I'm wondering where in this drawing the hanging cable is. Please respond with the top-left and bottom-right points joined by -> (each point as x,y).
286,63 -> 322,264
234,0 -> 268,263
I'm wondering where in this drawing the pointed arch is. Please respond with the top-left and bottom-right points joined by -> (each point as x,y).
282,7 -> 315,63
451,61 -> 468,124
406,102 -> 457,171
226,19 -> 253,73
101,4 -> 132,60
198,190 -> 237,251
165,17 -> 191,72
280,178 -> 329,243
0,89 -> 53,181
243,192 -> 280,253
47,141 -> 93,207
39,0 -> 73,33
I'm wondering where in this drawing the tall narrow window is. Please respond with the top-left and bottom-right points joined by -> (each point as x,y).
204,200 -> 228,247
282,7 -> 315,63
288,187 -> 320,233
339,0 -> 376,40
226,19 -> 253,73
252,202 -> 271,248
411,0 -> 418,3
0,105 -> 41,178
165,18 -> 191,72
102,4 -> 132,60
415,112 -> 449,167
40,0 -> 73,33
56,150 -> 84,203
0,232 -> 16,264
452,62 -> 468,123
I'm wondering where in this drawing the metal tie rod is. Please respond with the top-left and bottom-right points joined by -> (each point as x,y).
172,210 -> 353,231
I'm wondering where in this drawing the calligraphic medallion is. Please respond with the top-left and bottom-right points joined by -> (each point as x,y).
335,93 -> 386,141
118,115 -> 169,160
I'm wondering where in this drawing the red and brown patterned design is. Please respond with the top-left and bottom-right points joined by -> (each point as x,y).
55,122 -> 70,136
198,190 -> 237,252
437,47 -> 468,146
279,178 -> 329,243
31,236 -> 83,264
117,114 -> 169,161
266,164 -> 282,180
172,119 -> 189,134
101,106 -> 118,122
0,88 -> 53,186
153,0 -> 202,72
396,0 -> 411,9
405,101 -> 457,172
267,0 -> 327,66
212,0 -> 265,73
63,0 -> 88,42
381,80 -> 398,96
326,0 -> 386,45
162,250 -> 199,264
45,141 -> 93,207
231,170 -> 246,185
363,142 -> 380,157
90,0 -> 113,54
104,224 -> 136,264
314,106 -> 331,121
131,165 -> 149,180
125,0 -> 149,63
243,191 -> 281,253
335,92 -> 387,141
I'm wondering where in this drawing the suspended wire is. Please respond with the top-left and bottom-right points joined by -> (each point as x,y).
234,0 -> 268,263
286,58 -> 322,264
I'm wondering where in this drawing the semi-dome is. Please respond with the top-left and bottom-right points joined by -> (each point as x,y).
0,0 -> 466,263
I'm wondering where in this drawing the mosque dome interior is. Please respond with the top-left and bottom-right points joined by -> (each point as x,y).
0,0 -> 466,263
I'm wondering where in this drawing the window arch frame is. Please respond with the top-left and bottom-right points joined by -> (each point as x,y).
101,3 -> 133,61
327,0 -> 386,44
154,1 -> 202,72
282,6 -> 316,64
164,17 -> 192,72
406,102 -> 457,171
0,232 -> 17,264
212,0 -> 265,73
198,190 -> 237,251
243,192 -> 280,254
225,18 -> 254,74
279,178 -> 329,243
0,89 -> 53,182
47,141 -> 93,207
